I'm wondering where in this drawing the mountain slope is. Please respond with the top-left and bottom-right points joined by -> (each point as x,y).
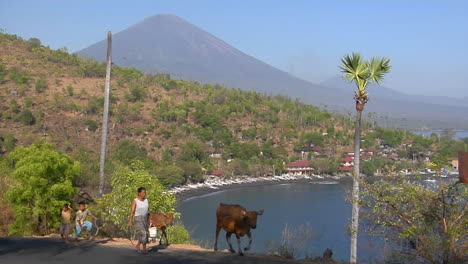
77,14 -> 336,103
77,14 -> 468,128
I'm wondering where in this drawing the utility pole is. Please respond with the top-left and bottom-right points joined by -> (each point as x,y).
99,31 -> 112,197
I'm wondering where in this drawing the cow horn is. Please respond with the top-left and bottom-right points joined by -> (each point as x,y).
257,210 -> 264,215
241,210 -> 246,216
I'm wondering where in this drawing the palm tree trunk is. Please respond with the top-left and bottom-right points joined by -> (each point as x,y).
350,109 -> 362,264
99,31 -> 112,197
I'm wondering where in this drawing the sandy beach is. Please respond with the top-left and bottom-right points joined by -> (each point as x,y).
173,175 -> 348,202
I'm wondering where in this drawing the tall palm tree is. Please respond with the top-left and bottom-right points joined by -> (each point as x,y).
340,53 -> 391,263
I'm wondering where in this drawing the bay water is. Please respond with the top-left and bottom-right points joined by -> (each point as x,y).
177,180 -> 384,262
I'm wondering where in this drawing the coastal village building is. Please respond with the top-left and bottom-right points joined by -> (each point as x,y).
340,155 -> 354,173
286,160 -> 314,176
364,147 -> 376,156
341,155 -> 354,167
344,148 -> 355,156
311,145 -> 325,155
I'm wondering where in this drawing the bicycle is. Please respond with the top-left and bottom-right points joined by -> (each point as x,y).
128,224 -> 158,245
88,218 -> 103,240
73,218 -> 103,241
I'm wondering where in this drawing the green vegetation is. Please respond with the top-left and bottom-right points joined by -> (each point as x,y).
96,161 -> 177,234
360,178 -> 467,263
35,77 -> 48,93
5,141 -> 80,235
1,32 -> 467,253
0,60 -> 6,83
166,222 -> 192,244
20,109 -> 35,125
9,68 -> 31,88
84,118 -> 97,132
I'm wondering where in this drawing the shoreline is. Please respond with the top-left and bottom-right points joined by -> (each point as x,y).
172,173 -> 459,202
173,175 -> 350,202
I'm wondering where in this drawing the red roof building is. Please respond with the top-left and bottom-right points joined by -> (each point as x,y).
365,147 -> 376,153
341,156 -> 354,162
344,148 -> 355,156
341,156 -> 354,167
286,160 -> 314,176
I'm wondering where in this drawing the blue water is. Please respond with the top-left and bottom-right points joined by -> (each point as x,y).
177,180 -> 382,262
413,130 -> 468,140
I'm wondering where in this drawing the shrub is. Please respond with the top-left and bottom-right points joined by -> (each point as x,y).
24,97 -> 33,108
86,96 -> 103,114
78,60 -> 106,77
9,99 -> 20,114
112,139 -> 151,167
0,60 -> 6,83
9,68 -> 31,88
26,38 -> 41,51
166,222 -> 192,244
125,84 -> 146,102
177,161 -> 203,183
156,164 -> 185,186
84,118 -> 98,132
66,85 -> 74,96
2,133 -> 16,152
114,66 -> 143,83
21,109 -> 35,125
35,77 -> 48,93
116,102 -> 141,123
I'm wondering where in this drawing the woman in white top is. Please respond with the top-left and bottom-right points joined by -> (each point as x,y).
129,187 -> 150,254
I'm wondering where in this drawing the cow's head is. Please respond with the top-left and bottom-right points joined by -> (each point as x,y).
243,210 -> 264,229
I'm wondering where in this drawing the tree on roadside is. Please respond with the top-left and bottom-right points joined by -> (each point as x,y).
5,140 -> 80,235
360,178 -> 467,263
96,161 -> 176,233
340,53 -> 391,263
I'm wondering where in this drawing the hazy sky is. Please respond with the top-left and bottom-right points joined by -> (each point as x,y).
1,0 -> 467,97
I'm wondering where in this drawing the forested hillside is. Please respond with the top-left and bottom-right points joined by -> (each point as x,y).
0,32 -> 466,193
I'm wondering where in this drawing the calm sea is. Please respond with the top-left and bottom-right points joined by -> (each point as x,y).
177,180 -> 384,262
413,130 -> 468,140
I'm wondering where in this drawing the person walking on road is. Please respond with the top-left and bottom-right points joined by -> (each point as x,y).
128,187 -> 150,254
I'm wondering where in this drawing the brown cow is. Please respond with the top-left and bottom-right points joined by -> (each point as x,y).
149,212 -> 179,245
214,203 -> 264,256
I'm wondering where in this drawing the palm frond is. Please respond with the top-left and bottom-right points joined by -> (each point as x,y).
340,53 -> 369,89
368,57 -> 391,84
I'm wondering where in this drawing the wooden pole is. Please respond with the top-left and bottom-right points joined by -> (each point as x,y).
458,151 -> 468,183
99,31 -> 112,196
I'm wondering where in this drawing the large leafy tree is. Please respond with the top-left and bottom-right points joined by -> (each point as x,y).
5,140 -> 80,235
96,161 -> 176,233
340,53 -> 391,263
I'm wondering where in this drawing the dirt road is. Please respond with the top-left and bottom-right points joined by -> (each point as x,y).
0,237 -> 303,264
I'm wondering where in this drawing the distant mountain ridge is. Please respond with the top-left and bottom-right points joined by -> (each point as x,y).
321,76 -> 468,108
77,14 -> 468,129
